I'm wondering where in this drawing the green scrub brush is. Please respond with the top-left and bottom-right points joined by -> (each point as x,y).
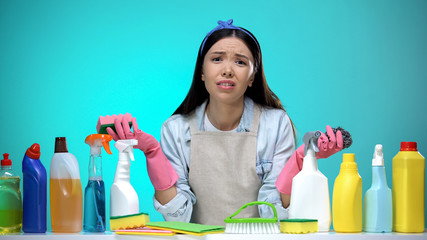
224,201 -> 280,234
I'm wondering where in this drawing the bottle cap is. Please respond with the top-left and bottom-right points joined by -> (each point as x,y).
341,153 -> 358,169
343,153 -> 355,162
1,153 -> 12,166
372,144 -> 384,166
55,137 -> 69,153
400,142 -> 417,151
26,143 -> 41,159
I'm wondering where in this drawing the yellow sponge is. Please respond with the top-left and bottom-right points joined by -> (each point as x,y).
110,212 -> 150,230
280,219 -> 318,234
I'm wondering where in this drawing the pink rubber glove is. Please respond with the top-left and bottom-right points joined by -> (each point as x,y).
275,125 -> 343,194
317,125 -> 343,159
107,116 -> 179,191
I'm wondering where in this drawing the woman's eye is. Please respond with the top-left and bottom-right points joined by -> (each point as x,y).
212,57 -> 221,62
236,60 -> 247,65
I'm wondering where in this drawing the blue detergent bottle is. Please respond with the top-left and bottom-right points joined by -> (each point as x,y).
22,143 -> 47,233
363,144 -> 392,232
83,134 -> 113,232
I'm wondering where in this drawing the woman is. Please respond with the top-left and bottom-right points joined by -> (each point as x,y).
108,19 -> 343,225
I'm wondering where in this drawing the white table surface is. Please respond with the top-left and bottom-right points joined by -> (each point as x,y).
2,231 -> 427,240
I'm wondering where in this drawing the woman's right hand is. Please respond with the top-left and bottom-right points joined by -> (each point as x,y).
106,116 -> 159,154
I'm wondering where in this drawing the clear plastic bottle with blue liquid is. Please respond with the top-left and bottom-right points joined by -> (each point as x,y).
84,134 -> 113,232
0,153 -> 22,234
22,143 -> 47,233
363,144 -> 392,232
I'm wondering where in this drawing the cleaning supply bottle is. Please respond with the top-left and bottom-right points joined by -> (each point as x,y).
288,131 -> 331,232
363,144 -> 392,233
83,134 -> 113,232
50,137 -> 83,233
0,153 -> 22,234
392,142 -> 425,233
110,139 -> 139,220
332,153 -> 362,232
22,143 -> 47,233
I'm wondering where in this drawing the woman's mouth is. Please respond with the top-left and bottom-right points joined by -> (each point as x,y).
217,80 -> 235,89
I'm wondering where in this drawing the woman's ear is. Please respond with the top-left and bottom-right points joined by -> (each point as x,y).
248,76 -> 254,87
201,70 -> 205,81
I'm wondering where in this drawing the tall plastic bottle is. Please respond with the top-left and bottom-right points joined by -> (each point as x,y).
22,143 -> 47,233
50,137 -> 83,232
288,131 -> 331,232
392,142 -> 425,233
83,134 -> 112,232
0,153 -> 22,234
332,153 -> 362,232
363,144 -> 392,232
110,139 -> 139,221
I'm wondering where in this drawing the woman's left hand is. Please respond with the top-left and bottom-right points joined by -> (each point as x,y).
316,125 -> 343,159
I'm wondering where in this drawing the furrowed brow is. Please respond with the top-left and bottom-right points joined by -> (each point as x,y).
235,53 -> 249,60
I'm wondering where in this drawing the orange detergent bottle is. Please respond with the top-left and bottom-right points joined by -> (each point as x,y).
50,137 -> 83,232
393,142 -> 425,233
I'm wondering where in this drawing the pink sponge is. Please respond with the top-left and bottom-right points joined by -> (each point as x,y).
97,113 -> 133,134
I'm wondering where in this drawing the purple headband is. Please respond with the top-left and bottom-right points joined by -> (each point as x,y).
199,19 -> 259,57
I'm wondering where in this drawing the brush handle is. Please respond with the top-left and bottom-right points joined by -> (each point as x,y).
225,201 -> 278,222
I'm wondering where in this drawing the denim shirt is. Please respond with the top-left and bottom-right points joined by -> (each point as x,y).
154,97 -> 295,221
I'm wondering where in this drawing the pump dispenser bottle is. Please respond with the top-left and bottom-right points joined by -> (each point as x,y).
288,131 -> 331,232
110,139 -> 139,219
332,153 -> 362,232
363,144 -> 392,232
0,153 -> 22,234
84,134 -> 112,232
50,137 -> 83,233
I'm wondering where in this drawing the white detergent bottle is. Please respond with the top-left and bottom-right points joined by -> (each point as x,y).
110,139 -> 139,218
288,131 -> 331,232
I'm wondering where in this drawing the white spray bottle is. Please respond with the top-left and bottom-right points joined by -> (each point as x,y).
288,131 -> 331,232
110,139 -> 139,217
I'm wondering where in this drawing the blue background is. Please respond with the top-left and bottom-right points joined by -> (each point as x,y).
1,0 -> 426,231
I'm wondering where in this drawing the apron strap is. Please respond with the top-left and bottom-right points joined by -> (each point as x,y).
189,111 -> 200,134
250,104 -> 261,134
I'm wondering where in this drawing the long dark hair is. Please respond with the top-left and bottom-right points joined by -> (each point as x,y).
173,27 -> 296,138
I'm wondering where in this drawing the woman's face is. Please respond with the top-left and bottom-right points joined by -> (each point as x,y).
202,37 -> 255,106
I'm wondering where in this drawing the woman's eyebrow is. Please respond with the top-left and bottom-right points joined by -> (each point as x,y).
210,51 -> 225,55
209,51 -> 250,61
235,53 -> 249,60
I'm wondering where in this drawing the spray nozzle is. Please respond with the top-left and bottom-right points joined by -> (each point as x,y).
372,144 -> 384,166
85,134 -> 113,155
303,131 -> 322,156
115,139 -> 138,161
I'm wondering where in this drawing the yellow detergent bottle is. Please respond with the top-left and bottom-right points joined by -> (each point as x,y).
332,153 -> 362,232
393,142 -> 425,233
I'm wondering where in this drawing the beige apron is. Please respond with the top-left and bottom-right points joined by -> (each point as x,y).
188,104 -> 262,226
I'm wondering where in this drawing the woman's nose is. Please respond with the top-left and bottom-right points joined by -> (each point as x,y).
222,65 -> 234,78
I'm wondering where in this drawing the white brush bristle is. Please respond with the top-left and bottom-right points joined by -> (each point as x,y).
225,222 -> 280,234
